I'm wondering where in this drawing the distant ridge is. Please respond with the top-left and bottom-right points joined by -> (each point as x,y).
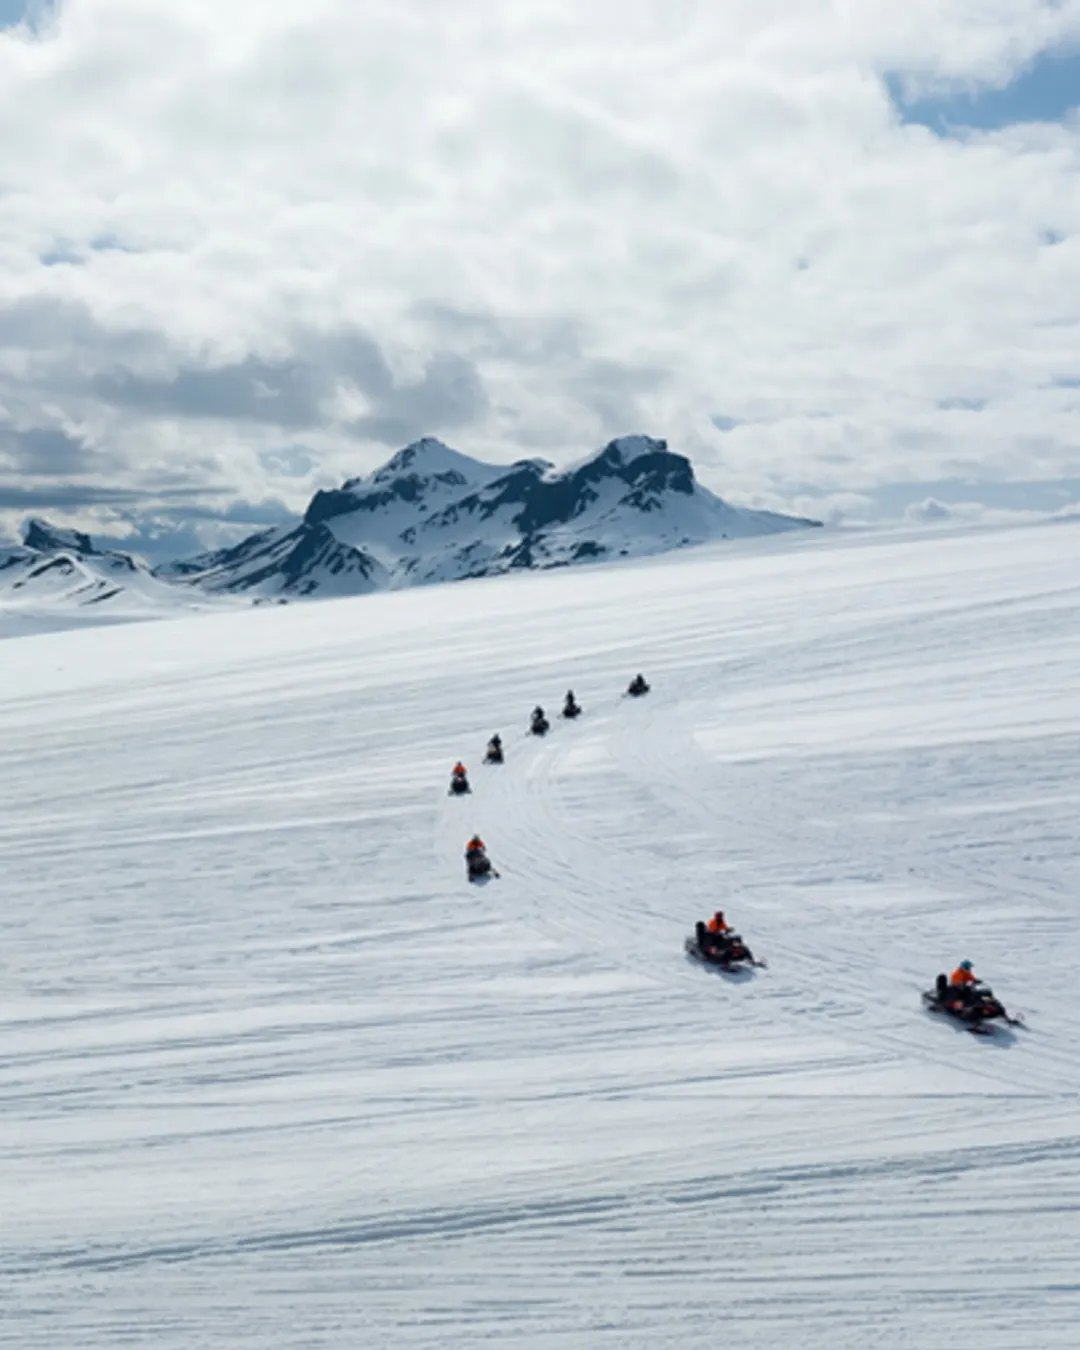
154,434 -> 821,598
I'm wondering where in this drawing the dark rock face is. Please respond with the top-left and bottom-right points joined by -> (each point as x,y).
23,519 -> 98,556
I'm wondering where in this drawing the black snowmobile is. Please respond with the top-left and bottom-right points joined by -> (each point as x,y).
466,845 -> 497,881
448,767 -> 471,796
530,708 -> 550,736
562,691 -> 582,720
484,737 -> 504,765
922,974 -> 1022,1033
686,921 -> 765,971
627,674 -> 650,698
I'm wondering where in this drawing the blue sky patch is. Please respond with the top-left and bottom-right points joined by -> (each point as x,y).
0,1 -> 41,28
887,47 -> 1080,134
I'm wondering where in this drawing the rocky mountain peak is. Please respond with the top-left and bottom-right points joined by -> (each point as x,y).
23,518 -> 98,556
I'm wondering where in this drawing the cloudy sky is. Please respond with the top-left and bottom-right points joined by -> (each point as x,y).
1,0 -> 1079,557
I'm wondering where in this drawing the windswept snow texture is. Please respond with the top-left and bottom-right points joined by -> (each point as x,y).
2,523 -> 1080,1348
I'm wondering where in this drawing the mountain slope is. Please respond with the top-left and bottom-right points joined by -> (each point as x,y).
0,520 -> 1077,1348
0,519 -> 215,636
167,435 -> 820,595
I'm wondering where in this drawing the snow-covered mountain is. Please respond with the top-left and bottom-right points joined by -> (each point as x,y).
0,518 -> 157,605
162,435 -> 820,597
0,518 -> 227,637
1,437 -> 819,631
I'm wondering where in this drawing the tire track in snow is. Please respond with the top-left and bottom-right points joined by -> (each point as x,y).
610,632 -> 1078,1098
479,686 -> 902,1092
490,646 -> 1071,1100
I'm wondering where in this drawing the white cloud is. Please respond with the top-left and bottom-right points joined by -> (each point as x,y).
1,0 -> 1079,538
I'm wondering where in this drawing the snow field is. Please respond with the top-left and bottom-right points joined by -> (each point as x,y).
1,521 -> 1079,1347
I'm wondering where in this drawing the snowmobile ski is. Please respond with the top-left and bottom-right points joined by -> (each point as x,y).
685,935 -> 764,971
922,977 -> 1022,1033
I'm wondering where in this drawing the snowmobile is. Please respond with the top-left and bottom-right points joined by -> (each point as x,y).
922,974 -> 1023,1033
530,708 -> 550,736
685,920 -> 765,970
627,674 -> 650,698
484,738 -> 504,765
466,847 -> 498,881
448,768 -> 471,796
562,692 -> 582,720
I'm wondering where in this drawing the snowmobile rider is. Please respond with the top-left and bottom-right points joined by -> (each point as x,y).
628,673 -> 649,695
465,835 -> 486,858
701,910 -> 732,955
453,762 -> 468,780
950,960 -> 977,987
488,734 -> 502,751
563,690 -> 580,715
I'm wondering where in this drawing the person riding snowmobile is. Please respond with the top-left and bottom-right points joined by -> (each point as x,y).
530,705 -> 549,734
465,834 -> 493,879
485,734 -> 503,763
449,761 -> 470,794
926,962 -> 1017,1029
691,917 -> 754,966
627,673 -> 650,696
701,911 -> 734,958
562,690 -> 581,718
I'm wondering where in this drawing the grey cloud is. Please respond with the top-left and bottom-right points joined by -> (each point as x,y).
0,296 -> 166,363
416,302 -> 663,446
937,397 -> 988,411
94,357 -> 328,427
89,325 -> 487,440
258,446 -> 318,478
0,483 -> 213,509
0,299 -> 485,443
568,358 -> 670,434
349,351 -> 489,445
303,326 -> 395,390
40,247 -> 86,267
0,296 -> 103,350
411,302 -> 586,364
312,329 -> 488,443
1,425 -> 93,476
